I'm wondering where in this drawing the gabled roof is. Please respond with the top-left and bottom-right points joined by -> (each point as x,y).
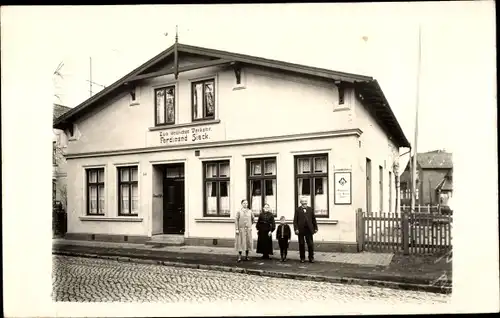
53,42 -> 410,147
435,175 -> 453,191
416,150 -> 453,169
405,150 -> 453,171
53,103 -> 72,122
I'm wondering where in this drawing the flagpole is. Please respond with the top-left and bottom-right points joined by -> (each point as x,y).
410,25 -> 422,213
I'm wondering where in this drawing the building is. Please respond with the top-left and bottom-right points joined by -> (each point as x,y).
399,150 -> 453,206
53,103 -> 72,208
53,42 -> 410,251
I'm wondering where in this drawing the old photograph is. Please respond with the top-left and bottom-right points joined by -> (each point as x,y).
2,2 -> 499,317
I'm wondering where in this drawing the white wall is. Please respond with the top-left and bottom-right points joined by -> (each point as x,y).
353,97 -> 400,214
62,51 -> 403,242
66,135 -> 360,243
66,54 -> 356,155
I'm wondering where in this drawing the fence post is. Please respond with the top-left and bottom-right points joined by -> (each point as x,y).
427,204 -> 430,213
356,208 -> 364,252
402,211 -> 409,255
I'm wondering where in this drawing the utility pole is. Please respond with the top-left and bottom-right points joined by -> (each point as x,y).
410,25 -> 422,214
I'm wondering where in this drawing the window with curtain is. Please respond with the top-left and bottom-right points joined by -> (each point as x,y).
247,158 -> 277,216
52,180 -> 56,204
86,168 -> 105,215
53,141 -> 57,165
295,155 -> 329,217
118,166 -> 139,216
192,79 -> 215,121
204,160 -> 230,217
155,86 -> 175,126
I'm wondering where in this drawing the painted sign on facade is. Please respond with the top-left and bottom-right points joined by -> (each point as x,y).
147,124 -> 225,148
334,171 -> 352,205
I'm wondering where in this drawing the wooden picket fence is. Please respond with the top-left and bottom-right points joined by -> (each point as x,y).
355,209 -> 452,255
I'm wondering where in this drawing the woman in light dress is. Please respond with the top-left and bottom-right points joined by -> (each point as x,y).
235,199 -> 253,262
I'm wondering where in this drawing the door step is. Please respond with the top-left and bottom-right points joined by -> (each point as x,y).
145,234 -> 185,246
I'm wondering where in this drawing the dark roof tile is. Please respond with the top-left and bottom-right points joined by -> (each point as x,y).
417,150 -> 453,169
53,103 -> 72,122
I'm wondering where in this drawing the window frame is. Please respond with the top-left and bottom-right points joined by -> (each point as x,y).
246,157 -> 278,217
388,171 -> 392,212
294,154 -> 329,218
338,86 -> 345,105
52,180 -> 56,203
86,168 -> 105,216
202,160 -> 230,217
117,166 -> 139,216
52,141 -> 57,165
191,78 -> 216,122
154,85 -> 176,126
379,165 -> 383,212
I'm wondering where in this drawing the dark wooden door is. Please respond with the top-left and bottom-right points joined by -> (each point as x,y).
366,158 -> 372,213
163,178 -> 185,234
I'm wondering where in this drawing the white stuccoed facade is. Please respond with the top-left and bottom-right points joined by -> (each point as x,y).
58,46 -> 407,250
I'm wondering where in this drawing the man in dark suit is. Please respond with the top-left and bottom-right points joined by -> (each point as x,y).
293,197 -> 318,263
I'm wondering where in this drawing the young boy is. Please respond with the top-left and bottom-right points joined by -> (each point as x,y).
276,216 -> 292,262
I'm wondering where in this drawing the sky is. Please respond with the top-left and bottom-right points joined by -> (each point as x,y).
15,3 -> 500,156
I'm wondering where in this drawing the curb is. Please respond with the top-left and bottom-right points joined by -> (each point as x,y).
53,250 -> 451,295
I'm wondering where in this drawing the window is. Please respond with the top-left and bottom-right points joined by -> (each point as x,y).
203,160 -> 230,217
130,87 -> 140,106
118,166 -> 139,216
68,125 -> 75,138
192,79 -> 215,121
86,168 -> 105,215
247,158 -> 277,216
52,180 -> 56,203
155,86 -> 175,126
295,155 -> 328,217
389,171 -> 392,212
379,166 -> 383,212
53,141 -> 57,165
338,86 -> 345,105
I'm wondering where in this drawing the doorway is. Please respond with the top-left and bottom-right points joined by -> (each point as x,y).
163,163 -> 185,234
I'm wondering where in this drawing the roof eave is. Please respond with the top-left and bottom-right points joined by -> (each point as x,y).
53,44 -> 177,127
354,80 -> 411,148
179,44 -> 373,83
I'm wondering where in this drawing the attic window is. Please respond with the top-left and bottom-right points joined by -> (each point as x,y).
234,67 -> 242,85
129,87 -> 140,106
68,125 -> 74,137
338,86 -> 345,105
232,64 -> 246,90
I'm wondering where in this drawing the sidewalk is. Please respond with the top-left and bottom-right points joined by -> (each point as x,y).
52,239 -> 452,294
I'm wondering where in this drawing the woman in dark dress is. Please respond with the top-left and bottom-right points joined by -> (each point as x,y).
256,203 -> 276,259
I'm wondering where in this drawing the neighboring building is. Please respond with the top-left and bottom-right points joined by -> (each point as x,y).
53,103 -> 71,208
53,42 -> 410,251
399,150 -> 453,206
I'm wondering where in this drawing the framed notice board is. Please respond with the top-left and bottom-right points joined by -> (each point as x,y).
334,171 -> 352,205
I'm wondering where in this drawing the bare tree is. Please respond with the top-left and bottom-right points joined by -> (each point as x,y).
393,161 -> 400,213
53,61 -> 64,102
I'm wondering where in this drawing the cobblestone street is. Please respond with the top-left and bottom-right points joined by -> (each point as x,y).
52,255 -> 451,304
